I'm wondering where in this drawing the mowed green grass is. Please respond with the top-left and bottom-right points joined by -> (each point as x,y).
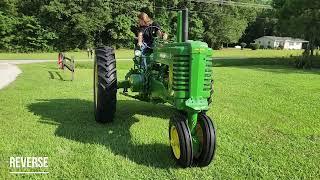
0,49 -> 304,60
0,61 -> 319,179
0,49 -> 133,60
214,48 -> 304,58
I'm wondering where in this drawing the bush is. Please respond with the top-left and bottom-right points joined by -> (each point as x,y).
240,42 -> 247,50
260,45 -> 265,49
250,43 -> 260,50
279,45 -> 284,50
0,15 -> 57,52
295,53 -> 320,69
74,48 -> 81,52
267,45 -> 272,49
295,56 -> 312,69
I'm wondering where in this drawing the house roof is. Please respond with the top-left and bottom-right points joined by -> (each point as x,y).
255,36 -> 309,42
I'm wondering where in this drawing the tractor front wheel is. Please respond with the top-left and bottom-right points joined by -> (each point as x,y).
169,114 -> 193,167
93,47 -> 117,123
194,113 -> 216,167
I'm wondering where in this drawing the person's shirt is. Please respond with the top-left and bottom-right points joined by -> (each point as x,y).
138,22 -> 161,48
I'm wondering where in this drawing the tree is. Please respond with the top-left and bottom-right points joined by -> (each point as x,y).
0,0 -> 269,51
189,15 -> 205,41
0,12 -> 17,51
40,0 -> 112,51
12,16 -> 56,52
273,0 -> 320,55
103,0 -> 151,48
240,9 -> 278,44
188,1 -> 260,49
0,0 -> 18,16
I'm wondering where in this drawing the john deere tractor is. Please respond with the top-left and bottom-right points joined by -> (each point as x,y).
93,9 -> 216,167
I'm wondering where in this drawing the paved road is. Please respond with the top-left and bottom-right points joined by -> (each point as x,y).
0,60 -> 58,90
0,60 -> 54,64
0,59 -> 93,64
0,63 -> 22,90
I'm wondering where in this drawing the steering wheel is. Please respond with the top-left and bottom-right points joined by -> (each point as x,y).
142,25 -> 163,49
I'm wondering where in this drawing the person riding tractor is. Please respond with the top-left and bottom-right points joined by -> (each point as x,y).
137,12 -> 168,59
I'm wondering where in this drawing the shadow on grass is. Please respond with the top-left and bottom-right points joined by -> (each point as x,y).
48,71 -> 64,81
28,99 -> 177,169
213,57 -> 320,75
213,57 -> 296,67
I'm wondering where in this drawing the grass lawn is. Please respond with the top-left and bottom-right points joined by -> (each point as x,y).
0,49 -> 133,60
0,59 -> 319,179
0,49 -> 305,60
214,48 -> 304,58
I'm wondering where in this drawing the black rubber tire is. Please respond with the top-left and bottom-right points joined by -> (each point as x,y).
194,113 -> 216,167
208,79 -> 214,105
93,47 -> 117,123
169,114 -> 193,167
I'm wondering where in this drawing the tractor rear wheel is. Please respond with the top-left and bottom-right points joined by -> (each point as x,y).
194,113 -> 216,167
93,47 -> 117,123
169,114 -> 193,167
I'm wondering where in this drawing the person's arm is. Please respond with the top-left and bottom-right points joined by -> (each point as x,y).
156,30 -> 168,40
154,22 -> 168,40
138,32 -> 143,47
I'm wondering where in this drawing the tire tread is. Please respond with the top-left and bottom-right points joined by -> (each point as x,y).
94,46 -> 117,123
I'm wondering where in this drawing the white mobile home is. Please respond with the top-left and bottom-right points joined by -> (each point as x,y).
254,36 -> 309,50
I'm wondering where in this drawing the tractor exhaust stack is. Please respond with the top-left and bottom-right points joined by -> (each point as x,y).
177,8 -> 189,43
182,8 -> 188,42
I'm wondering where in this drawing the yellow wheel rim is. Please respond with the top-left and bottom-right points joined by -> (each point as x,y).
170,126 -> 181,159
196,123 -> 204,145
195,122 -> 204,158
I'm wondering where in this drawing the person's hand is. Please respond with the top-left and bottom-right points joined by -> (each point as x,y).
162,33 -> 168,41
138,41 -> 143,47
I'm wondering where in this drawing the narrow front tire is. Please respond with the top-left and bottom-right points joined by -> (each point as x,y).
169,114 -> 193,167
194,113 -> 216,167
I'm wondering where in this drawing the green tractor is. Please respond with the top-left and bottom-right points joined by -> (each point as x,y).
93,9 -> 216,167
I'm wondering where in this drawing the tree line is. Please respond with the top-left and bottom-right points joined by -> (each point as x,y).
0,0 -> 318,52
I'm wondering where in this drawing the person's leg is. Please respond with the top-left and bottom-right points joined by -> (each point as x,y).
141,43 -> 148,69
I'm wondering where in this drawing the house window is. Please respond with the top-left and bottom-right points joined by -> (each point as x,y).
268,41 -> 271,44
289,42 -> 294,46
259,41 -> 261,44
